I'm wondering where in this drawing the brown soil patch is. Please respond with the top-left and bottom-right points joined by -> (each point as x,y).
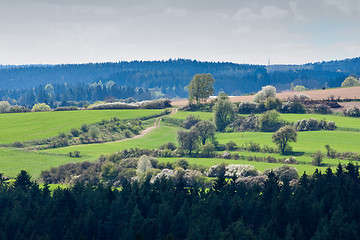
171,86 -> 360,107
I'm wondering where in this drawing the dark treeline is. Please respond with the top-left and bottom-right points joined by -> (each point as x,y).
1,81 -> 152,108
1,58 -> 359,99
2,163 -> 360,239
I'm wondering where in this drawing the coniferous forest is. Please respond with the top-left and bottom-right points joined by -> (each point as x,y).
2,163 -> 360,240
1,58 -> 360,105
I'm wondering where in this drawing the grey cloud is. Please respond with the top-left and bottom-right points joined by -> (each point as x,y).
0,0 -> 359,65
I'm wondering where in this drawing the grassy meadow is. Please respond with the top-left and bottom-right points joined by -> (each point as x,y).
1,108 -> 360,179
42,125 -> 178,161
0,109 -> 163,144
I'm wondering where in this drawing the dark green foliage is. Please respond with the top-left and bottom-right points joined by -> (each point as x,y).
272,125 -> 297,154
312,151 -> 324,166
70,128 -> 80,137
259,110 -> 286,132
81,123 -> 89,132
192,120 -> 216,145
181,115 -> 200,129
225,141 -> 237,151
13,170 -> 33,192
213,99 -> 236,132
177,129 -> 199,155
188,73 -> 215,104
160,142 -> 177,151
3,164 -> 360,239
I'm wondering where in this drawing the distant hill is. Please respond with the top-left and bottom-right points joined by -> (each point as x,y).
0,58 -> 360,99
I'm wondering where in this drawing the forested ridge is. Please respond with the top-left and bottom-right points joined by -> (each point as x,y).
0,58 -> 359,101
2,163 -> 360,240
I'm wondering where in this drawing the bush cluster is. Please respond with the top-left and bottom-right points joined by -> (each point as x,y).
89,99 -> 171,110
237,98 -> 306,114
54,106 -> 79,111
343,106 -> 360,117
294,119 -> 336,131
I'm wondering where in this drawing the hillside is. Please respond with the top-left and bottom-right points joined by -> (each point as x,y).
0,58 -> 360,100
172,86 -> 360,107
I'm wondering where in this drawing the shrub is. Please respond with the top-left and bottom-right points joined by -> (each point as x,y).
237,102 -> 257,114
312,151 -> 324,166
54,106 -> 78,111
160,142 -> 177,151
0,101 -> 11,113
247,142 -> 261,152
136,155 -> 153,175
294,119 -> 335,131
253,85 -> 276,102
314,104 -> 332,114
13,141 -> 24,148
181,115 -> 200,129
81,124 -> 89,132
280,101 -> 306,114
32,103 -> 51,112
207,164 -> 259,178
225,141 -> 237,151
89,126 -> 100,140
264,165 -> 299,181
200,142 -> 216,157
326,121 -> 336,130
123,129 -> 133,138
175,159 -> 189,169
265,98 -> 282,111
71,128 -> 80,137
341,76 -> 360,87
344,107 -> 360,117
58,132 -> 66,138
8,105 -> 30,113
259,110 -> 284,132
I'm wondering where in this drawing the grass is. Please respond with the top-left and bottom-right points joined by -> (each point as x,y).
0,109 -> 164,144
0,147 -> 82,179
169,111 -> 213,120
3,110 -> 360,179
42,125 -> 179,161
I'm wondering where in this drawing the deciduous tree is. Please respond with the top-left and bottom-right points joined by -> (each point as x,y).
272,125 -> 297,154
188,73 -> 215,104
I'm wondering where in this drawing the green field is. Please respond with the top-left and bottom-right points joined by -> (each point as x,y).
0,147 -> 81,179
42,126 -> 178,161
2,109 -> 360,179
168,111 -> 213,120
0,109 -> 163,144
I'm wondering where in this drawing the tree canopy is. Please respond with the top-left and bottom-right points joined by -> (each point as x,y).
188,73 -> 215,104
272,125 -> 297,154
341,76 -> 360,87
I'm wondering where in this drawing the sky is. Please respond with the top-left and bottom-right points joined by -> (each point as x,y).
1,0 -> 360,65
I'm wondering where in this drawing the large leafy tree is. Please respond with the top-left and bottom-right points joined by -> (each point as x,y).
213,99 -> 236,132
177,129 -> 199,155
192,120 -> 216,145
272,125 -> 297,154
188,73 -> 215,104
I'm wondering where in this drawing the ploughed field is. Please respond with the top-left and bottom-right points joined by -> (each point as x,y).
1,108 -> 360,179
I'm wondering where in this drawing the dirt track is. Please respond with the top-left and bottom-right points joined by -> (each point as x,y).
172,86 -> 360,107
106,108 -> 178,144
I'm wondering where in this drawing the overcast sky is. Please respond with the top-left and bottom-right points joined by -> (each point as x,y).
1,0 -> 360,65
